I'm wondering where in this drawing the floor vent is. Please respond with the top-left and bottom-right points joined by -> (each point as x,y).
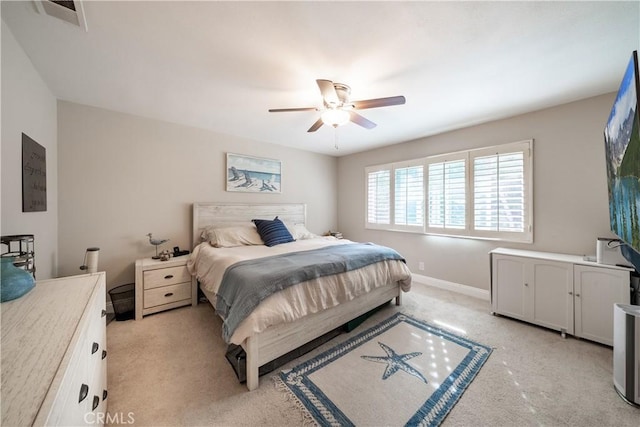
34,0 -> 88,31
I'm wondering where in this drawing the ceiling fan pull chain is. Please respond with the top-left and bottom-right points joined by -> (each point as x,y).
334,128 -> 339,150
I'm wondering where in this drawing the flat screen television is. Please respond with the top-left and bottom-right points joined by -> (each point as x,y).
604,50 -> 640,271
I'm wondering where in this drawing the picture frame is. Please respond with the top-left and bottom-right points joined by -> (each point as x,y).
226,153 -> 282,193
22,133 -> 47,212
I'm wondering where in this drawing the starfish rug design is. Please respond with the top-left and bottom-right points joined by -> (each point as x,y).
276,312 -> 492,427
361,341 -> 428,384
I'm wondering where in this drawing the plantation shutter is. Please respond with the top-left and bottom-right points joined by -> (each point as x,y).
427,158 -> 466,230
366,167 -> 391,227
394,163 -> 424,230
471,141 -> 532,241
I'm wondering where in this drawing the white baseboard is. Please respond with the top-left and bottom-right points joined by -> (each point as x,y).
411,273 -> 490,301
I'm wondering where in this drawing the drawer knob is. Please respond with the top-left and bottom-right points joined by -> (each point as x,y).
92,395 -> 100,410
102,349 -> 107,360
164,274 -> 174,279
164,292 -> 174,297
103,390 -> 108,400
92,342 -> 99,354
101,309 -> 107,318
79,384 -> 89,403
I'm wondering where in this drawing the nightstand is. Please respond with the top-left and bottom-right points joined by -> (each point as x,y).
134,255 -> 197,320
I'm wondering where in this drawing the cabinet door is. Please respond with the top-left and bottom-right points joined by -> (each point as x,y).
492,255 -> 527,320
530,260 -> 574,334
574,265 -> 630,346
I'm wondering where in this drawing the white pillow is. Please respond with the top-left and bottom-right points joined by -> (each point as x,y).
285,223 -> 317,240
201,224 -> 264,248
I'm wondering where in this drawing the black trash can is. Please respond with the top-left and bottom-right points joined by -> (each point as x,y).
109,283 -> 135,321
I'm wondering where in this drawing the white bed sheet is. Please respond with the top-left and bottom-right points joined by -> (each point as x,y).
187,237 -> 412,344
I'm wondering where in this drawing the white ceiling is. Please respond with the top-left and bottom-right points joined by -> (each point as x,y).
2,1 -> 639,156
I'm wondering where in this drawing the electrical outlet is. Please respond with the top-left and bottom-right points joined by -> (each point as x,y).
418,261 -> 424,271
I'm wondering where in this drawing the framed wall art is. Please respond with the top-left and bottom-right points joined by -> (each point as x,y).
226,153 -> 281,193
22,133 -> 47,212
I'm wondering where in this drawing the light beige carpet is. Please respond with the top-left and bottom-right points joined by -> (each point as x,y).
106,283 -> 640,426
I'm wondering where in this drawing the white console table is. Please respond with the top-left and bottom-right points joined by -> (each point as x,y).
490,248 -> 633,346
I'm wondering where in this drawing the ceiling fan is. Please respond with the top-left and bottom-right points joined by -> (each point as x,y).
269,79 -> 406,132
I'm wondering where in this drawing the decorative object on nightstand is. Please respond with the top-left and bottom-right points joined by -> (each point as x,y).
159,249 -> 172,261
134,255 -> 197,320
326,230 -> 343,239
146,233 -> 169,259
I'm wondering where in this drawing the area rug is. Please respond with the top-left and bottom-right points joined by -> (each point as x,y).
276,312 -> 492,426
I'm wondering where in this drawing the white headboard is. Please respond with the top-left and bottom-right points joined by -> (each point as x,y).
192,202 -> 307,248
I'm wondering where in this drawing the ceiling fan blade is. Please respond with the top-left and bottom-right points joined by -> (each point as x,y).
307,118 -> 324,132
268,107 -> 317,112
316,79 -> 339,105
349,111 -> 377,129
352,95 -> 406,110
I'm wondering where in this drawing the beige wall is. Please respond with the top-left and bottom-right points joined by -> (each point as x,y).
1,21 -> 58,279
337,93 -> 621,291
57,101 -> 338,290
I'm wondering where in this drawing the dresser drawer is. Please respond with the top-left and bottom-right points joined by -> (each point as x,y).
143,282 -> 191,308
143,265 -> 190,290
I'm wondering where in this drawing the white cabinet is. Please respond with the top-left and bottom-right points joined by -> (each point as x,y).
492,253 -> 573,335
574,265 -> 631,346
1,272 -> 107,426
135,255 -> 197,320
491,248 -> 632,345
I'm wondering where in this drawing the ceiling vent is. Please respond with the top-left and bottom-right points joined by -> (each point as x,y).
34,1 -> 88,31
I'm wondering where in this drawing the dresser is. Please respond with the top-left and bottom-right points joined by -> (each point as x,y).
1,272 -> 107,426
134,255 -> 197,320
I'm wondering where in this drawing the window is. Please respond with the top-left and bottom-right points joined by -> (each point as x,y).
426,155 -> 466,231
365,161 -> 424,232
394,162 -> 424,229
365,140 -> 533,242
471,142 -> 531,240
366,166 -> 391,227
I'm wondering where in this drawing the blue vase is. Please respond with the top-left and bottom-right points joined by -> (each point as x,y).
1,257 -> 35,302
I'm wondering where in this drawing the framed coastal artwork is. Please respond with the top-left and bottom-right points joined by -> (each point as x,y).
226,153 -> 282,193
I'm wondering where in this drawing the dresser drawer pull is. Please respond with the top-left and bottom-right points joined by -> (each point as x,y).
92,342 -> 99,354
79,384 -> 89,403
101,309 -> 107,317
102,349 -> 107,360
164,274 -> 174,280
164,292 -> 174,297
103,390 -> 108,400
92,395 -> 100,410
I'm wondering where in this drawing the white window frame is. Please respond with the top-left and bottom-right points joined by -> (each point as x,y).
364,139 -> 534,243
470,140 -> 533,242
365,164 -> 392,230
425,152 -> 469,237
365,161 -> 425,232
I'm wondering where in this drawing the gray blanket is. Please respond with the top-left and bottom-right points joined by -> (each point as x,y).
216,243 -> 406,342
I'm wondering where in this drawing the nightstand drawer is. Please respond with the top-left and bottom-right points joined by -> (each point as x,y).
143,265 -> 190,290
143,282 -> 191,308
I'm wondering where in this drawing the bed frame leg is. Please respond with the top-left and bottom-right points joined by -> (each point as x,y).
396,289 -> 402,306
245,336 -> 259,391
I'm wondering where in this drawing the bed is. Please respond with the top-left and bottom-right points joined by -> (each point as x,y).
188,202 -> 412,391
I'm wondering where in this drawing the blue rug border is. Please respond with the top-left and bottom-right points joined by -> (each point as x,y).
278,312 -> 493,427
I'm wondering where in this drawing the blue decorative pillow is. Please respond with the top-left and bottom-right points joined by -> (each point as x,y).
1,258 -> 35,302
252,216 -> 294,247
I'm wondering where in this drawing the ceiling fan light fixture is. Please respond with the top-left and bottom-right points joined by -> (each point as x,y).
321,109 -> 350,127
